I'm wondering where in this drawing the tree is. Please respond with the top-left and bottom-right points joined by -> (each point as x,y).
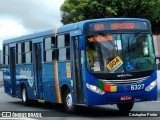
60,0 -> 160,34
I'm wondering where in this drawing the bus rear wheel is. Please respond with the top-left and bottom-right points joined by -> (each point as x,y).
117,102 -> 134,111
63,89 -> 76,113
21,86 -> 31,105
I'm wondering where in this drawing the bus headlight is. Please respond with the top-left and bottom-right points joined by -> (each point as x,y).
145,80 -> 157,92
86,83 -> 105,95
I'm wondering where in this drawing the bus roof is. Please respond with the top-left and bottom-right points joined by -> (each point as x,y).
3,18 -> 150,45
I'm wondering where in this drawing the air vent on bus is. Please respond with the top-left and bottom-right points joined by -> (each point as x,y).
99,76 -> 149,85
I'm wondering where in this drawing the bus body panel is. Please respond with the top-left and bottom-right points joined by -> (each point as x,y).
42,63 -> 57,102
42,61 -> 74,103
86,86 -> 157,105
58,61 -> 74,90
84,70 -> 157,105
15,64 -> 36,100
58,61 -> 74,103
3,64 -> 36,99
3,66 -> 12,96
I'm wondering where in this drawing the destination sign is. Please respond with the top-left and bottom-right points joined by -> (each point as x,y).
86,21 -> 149,32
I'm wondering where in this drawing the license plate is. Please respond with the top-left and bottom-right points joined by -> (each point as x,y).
120,96 -> 132,101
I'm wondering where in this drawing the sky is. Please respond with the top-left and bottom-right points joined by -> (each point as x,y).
0,0 -> 65,50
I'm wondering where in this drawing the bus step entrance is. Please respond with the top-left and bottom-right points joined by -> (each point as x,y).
37,99 -> 45,103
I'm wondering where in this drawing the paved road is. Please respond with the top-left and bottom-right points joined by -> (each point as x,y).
0,87 -> 160,120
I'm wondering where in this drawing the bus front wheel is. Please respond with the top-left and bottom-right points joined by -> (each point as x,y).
64,89 -> 76,113
117,102 -> 134,111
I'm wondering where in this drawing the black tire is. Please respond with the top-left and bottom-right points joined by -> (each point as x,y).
117,102 -> 134,112
63,89 -> 76,113
21,86 -> 32,105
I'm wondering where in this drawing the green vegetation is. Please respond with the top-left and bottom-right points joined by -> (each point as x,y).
60,0 -> 160,34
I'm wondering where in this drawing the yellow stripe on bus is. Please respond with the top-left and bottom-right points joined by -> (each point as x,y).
53,28 -> 57,34
54,61 -> 62,103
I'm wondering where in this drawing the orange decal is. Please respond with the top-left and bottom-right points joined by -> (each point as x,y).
54,61 -> 62,103
53,28 -> 57,37
66,63 -> 71,78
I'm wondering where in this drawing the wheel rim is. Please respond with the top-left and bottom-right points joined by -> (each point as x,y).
66,93 -> 73,109
22,88 -> 26,102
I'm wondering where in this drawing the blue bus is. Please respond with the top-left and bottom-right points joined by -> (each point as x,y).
3,18 -> 157,112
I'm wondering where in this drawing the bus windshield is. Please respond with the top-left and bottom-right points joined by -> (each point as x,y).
86,33 -> 155,73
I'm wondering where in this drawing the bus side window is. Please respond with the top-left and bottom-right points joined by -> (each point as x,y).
16,43 -> 22,64
57,34 -> 70,61
24,41 -> 32,64
65,34 -> 70,60
44,36 -> 56,62
3,45 -> 9,65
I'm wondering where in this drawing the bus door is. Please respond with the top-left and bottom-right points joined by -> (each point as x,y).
10,47 -> 16,96
33,43 -> 43,99
72,36 -> 83,103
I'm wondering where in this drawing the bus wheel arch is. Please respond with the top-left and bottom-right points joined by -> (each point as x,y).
61,84 -> 76,113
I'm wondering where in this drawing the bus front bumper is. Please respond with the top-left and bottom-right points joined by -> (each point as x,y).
85,85 -> 157,106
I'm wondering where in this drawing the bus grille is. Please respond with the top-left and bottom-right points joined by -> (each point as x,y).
99,76 -> 149,85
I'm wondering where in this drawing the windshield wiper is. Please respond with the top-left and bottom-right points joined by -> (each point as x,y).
129,32 -> 141,45
127,33 -> 143,59
127,37 -> 133,59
